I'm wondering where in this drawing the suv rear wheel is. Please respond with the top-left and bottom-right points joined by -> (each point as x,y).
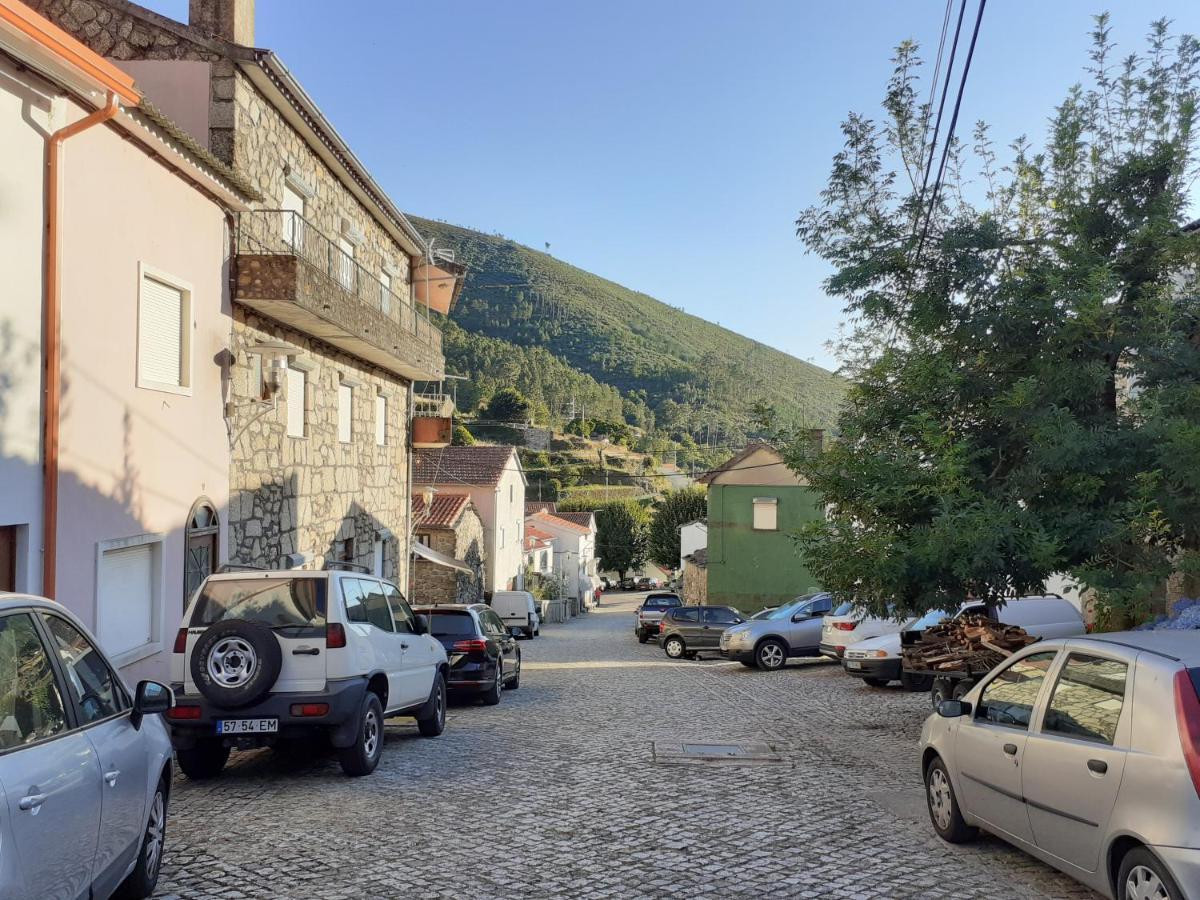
176,739 -> 230,780
482,661 -> 504,706
338,692 -> 384,777
417,674 -> 447,736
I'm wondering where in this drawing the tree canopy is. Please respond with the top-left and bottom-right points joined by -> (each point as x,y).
648,488 -> 708,570
594,500 -> 650,578
485,387 -> 532,423
790,16 -> 1200,625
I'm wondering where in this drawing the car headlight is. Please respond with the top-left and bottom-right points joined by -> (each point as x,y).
869,649 -> 889,658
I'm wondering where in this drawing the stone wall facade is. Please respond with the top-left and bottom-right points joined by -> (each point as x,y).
682,560 -> 708,606
410,507 -> 486,605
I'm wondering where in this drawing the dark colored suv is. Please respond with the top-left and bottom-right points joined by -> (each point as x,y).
659,605 -> 745,659
414,604 -> 521,705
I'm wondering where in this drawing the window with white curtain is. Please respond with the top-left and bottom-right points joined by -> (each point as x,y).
286,367 -> 306,438
338,379 -> 353,443
375,394 -> 387,446
137,266 -> 191,393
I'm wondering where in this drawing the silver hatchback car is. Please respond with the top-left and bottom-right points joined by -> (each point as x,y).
0,595 -> 174,899
920,631 -> 1200,900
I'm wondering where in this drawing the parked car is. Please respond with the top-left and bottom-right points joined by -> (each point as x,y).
414,604 -> 520,704
719,592 -> 834,670
491,590 -> 540,638
903,596 -> 1086,705
659,605 -> 745,659
0,594 -> 174,900
820,601 -> 909,659
921,630 -> 1200,900
843,608 -> 951,690
620,577 -> 637,591
635,576 -> 654,591
169,566 -> 448,779
635,592 -> 683,642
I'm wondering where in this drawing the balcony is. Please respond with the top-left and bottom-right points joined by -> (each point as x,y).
235,210 -> 444,381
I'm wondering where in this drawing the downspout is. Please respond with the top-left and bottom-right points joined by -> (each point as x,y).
42,91 -> 121,598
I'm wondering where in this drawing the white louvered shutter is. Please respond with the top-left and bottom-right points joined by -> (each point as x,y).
97,543 -> 154,657
375,394 -> 386,445
338,382 -> 353,442
286,368 -> 306,437
138,276 -> 184,387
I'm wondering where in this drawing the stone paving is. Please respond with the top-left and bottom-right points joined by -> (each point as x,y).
157,593 -> 1101,899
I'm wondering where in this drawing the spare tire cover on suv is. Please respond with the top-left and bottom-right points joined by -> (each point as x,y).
191,619 -> 284,709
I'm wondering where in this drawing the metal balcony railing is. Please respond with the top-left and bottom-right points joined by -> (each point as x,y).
236,209 -> 437,346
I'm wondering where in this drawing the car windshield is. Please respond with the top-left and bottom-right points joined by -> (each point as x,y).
910,609 -> 952,630
764,594 -> 821,620
191,578 -> 326,628
644,594 -> 681,609
420,612 -> 478,637
831,601 -> 855,617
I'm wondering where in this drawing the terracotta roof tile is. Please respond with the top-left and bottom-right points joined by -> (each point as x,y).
552,511 -> 595,529
525,501 -> 557,515
525,525 -> 555,541
414,446 -> 517,487
529,510 -> 591,534
412,492 -> 471,529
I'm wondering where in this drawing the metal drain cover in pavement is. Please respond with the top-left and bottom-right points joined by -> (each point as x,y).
651,741 -> 788,766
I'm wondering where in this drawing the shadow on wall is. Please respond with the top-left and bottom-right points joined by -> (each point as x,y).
455,537 -> 484,603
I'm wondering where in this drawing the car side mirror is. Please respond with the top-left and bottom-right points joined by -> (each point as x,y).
132,680 -> 173,729
792,613 -> 808,622
413,614 -> 429,635
937,699 -> 971,718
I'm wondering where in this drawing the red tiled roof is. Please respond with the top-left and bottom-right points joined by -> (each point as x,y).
529,510 -> 591,535
525,524 -> 555,541
552,511 -> 595,529
413,446 -> 518,487
412,492 -> 471,529
525,501 -> 557,515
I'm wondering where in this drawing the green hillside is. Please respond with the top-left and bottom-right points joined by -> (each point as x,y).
412,216 -> 847,443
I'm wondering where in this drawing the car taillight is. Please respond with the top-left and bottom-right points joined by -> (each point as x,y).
1175,669 -> 1200,798
833,622 -> 856,631
326,623 -> 347,649
659,621 -> 667,633
173,628 -> 188,653
167,705 -> 201,720
290,703 -> 330,717
451,639 -> 489,653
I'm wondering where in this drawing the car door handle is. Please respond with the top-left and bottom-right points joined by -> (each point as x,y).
18,793 -> 46,811
400,643 -> 410,650
104,770 -> 120,787
1087,759 -> 1108,775
292,646 -> 320,656
1003,743 -> 1018,756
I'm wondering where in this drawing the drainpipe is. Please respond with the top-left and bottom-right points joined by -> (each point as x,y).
42,91 -> 121,598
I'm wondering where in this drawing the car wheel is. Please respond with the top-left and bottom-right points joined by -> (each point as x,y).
925,756 -> 977,844
637,631 -> 649,644
739,660 -> 757,668
337,691 -> 384,777
951,681 -> 971,701
930,678 -> 953,709
508,662 -> 521,691
482,661 -> 503,706
176,739 -> 230,780
114,776 -> 167,899
863,677 -> 890,688
901,671 -> 933,692
755,639 -> 787,671
1119,847 -> 1184,900
189,619 -> 283,708
664,636 -> 686,659
416,674 -> 447,736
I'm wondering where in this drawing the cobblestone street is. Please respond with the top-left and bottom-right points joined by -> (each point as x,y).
158,594 -> 1101,899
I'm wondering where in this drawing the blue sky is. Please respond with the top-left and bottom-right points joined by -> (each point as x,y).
146,1 -> 1199,370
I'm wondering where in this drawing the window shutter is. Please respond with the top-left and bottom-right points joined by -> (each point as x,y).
338,382 -> 353,442
286,368 -> 306,438
375,394 -> 386,445
380,271 -> 392,315
281,184 -> 305,247
98,543 -> 154,657
138,275 -> 184,387
752,497 -> 778,531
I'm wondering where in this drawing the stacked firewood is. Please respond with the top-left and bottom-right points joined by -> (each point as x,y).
901,614 -> 1039,674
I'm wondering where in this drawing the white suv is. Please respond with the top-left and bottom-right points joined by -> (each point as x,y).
169,565 -> 448,778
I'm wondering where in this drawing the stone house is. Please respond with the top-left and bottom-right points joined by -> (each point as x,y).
0,0 -> 256,680
681,549 -> 709,606
526,510 -> 597,611
30,0 -> 464,584
409,493 -> 485,605
414,447 -> 527,592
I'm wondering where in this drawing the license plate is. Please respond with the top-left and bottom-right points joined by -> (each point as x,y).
216,718 -> 278,735
846,661 -> 862,670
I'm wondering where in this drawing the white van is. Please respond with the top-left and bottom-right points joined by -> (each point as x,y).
491,591 -> 541,639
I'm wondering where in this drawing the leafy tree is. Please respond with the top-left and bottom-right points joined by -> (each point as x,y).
485,387 -> 531,423
594,500 -> 649,580
648,487 -> 708,569
451,424 -> 475,446
790,18 -> 1200,625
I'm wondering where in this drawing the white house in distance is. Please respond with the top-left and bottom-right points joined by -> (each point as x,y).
679,520 -> 708,570
527,510 -> 597,608
414,446 -> 527,592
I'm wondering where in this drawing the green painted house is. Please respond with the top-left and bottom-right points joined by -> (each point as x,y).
697,443 -> 824,611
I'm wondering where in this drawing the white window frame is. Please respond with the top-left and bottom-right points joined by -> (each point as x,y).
752,496 -> 779,531
93,532 -> 165,668
375,393 -> 387,446
136,263 -> 193,396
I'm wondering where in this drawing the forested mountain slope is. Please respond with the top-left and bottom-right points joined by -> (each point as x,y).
413,216 -> 846,440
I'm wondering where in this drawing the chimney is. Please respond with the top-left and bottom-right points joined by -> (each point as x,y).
189,0 -> 255,45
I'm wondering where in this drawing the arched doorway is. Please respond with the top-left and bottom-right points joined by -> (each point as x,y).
184,499 -> 219,608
